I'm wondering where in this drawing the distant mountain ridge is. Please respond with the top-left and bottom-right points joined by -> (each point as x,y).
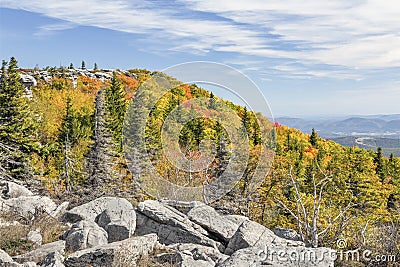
276,115 -> 400,138
277,115 -> 400,156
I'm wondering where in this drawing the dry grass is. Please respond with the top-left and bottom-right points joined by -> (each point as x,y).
0,211 -> 68,256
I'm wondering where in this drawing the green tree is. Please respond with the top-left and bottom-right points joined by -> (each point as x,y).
309,128 -> 318,146
0,57 -> 38,178
209,92 -> 216,109
94,62 -> 98,71
81,60 -> 86,70
69,63 -> 74,69
105,73 -> 127,153
374,147 -> 385,182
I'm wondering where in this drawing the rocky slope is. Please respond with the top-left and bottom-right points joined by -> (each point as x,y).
0,180 -> 335,267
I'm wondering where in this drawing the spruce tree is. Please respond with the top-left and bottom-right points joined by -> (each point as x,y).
209,92 -> 216,110
241,106 -> 251,135
310,128 -> 318,146
105,72 -> 127,153
374,147 -> 385,182
94,62 -> 98,71
0,57 -> 38,178
81,60 -> 86,69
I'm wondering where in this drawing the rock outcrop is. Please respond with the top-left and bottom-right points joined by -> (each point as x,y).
0,181 -> 336,267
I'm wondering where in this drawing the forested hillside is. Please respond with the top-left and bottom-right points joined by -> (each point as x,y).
1,57 -> 399,264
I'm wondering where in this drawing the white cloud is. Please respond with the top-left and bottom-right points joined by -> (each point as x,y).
1,0 -> 399,78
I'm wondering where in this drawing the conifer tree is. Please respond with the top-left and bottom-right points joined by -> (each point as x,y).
0,57 -> 38,178
241,106 -> 251,135
105,72 -> 127,153
94,62 -> 98,71
309,128 -> 318,146
374,147 -> 385,182
209,92 -> 216,110
81,60 -> 86,70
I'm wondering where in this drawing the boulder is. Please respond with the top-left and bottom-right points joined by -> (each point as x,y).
39,251 -> 64,267
225,220 -> 303,255
0,249 -> 14,264
187,204 -> 242,243
136,200 -> 224,252
218,245 -> 336,267
0,181 -> 33,199
273,228 -> 302,242
157,251 -> 214,267
22,263 -> 38,267
26,229 -> 42,246
225,215 -> 248,226
64,234 -> 158,267
2,196 -> 57,219
96,207 -> 136,243
49,202 -> 69,219
13,240 -> 65,264
63,220 -> 108,252
166,243 -> 229,265
159,200 -> 204,214
61,197 -> 133,224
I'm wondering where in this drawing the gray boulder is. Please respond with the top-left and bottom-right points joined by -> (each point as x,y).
39,251 -> 65,267
63,220 -> 108,252
225,220 -> 304,255
159,200 -> 204,214
95,205 -> 136,243
0,249 -> 14,264
273,227 -> 302,242
187,204 -> 242,242
218,245 -> 336,267
64,233 -> 158,267
157,251 -> 214,267
2,196 -> 57,219
13,240 -> 65,264
26,229 -> 42,246
136,200 -> 224,252
61,197 -> 133,223
50,202 -> 69,219
166,243 -> 229,265
0,181 -> 33,199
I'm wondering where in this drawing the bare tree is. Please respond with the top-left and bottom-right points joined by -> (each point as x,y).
275,165 -> 355,247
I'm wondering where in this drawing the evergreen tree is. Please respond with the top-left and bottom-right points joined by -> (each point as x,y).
81,60 -> 86,70
94,62 -> 98,71
0,57 -> 38,178
309,128 -> 318,146
241,106 -> 251,136
105,73 -> 127,153
69,63 -> 74,69
374,147 -> 385,182
209,92 -> 216,109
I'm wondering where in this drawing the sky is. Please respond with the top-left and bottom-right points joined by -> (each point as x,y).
0,1 -> 399,117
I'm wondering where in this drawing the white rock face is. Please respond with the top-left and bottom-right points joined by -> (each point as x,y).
13,240 -> 65,264
2,196 -> 58,219
61,197 -> 133,223
0,181 -> 34,199
64,234 -> 158,267
187,204 -> 242,242
136,200 -> 225,252
63,220 -> 108,252
96,207 -> 136,243
27,229 -> 42,246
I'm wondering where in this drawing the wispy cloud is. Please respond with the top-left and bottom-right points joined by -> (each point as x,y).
1,0 -> 399,79
34,22 -> 76,36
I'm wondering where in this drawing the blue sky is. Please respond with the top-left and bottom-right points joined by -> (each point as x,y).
0,1 -> 399,117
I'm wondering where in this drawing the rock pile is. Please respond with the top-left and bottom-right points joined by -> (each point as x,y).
0,181 -> 335,266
